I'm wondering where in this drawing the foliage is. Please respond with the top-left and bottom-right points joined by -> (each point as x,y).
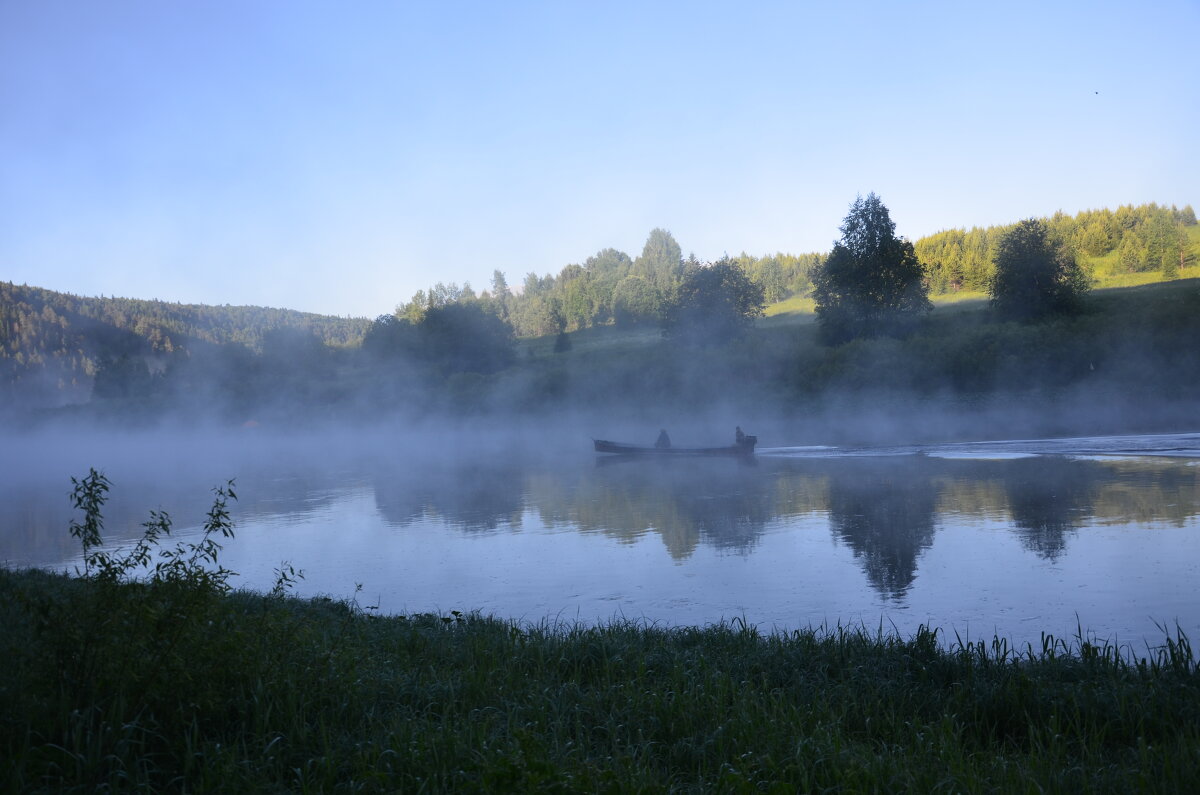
8,469 -> 245,732
361,313 -> 417,359
812,193 -> 932,344
495,230 -> 818,338
66,467 -> 238,589
416,301 -> 515,375
989,218 -> 1091,319
917,203 -> 1197,293
91,354 -> 156,401
610,274 -> 660,326
633,227 -> 684,294
913,225 -> 998,292
0,282 -> 368,409
734,251 -> 821,302
662,257 -> 766,345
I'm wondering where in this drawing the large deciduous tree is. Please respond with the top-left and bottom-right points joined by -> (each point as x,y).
634,228 -> 684,298
812,194 -> 931,344
416,302 -> 515,375
988,218 -> 1090,320
611,275 -> 659,326
663,257 -> 765,345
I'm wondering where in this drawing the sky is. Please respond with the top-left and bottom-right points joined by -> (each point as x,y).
2,1 -> 1197,318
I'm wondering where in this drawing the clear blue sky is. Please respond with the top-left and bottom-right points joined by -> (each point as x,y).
2,1 -> 1197,318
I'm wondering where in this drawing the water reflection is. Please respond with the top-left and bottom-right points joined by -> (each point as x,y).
822,457 -> 939,598
996,457 -> 1097,560
3,436 -> 1199,646
570,458 -> 773,558
372,459 -> 524,530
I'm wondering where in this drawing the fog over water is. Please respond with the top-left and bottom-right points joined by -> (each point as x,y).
3,418 -> 1198,650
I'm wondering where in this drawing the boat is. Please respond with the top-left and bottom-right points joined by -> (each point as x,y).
593,436 -> 757,457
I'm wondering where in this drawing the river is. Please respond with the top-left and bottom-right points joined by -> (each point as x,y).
3,428 -> 1198,650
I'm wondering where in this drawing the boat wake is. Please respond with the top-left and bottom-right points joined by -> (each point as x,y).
757,431 -> 1200,461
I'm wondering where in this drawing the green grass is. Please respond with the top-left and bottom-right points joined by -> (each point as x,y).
4,566 -> 1199,793
1090,264 -> 1200,289
517,322 -> 665,358
763,293 -> 816,318
931,289 -> 989,306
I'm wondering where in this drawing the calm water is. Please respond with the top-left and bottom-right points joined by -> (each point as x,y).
3,430 -> 1199,648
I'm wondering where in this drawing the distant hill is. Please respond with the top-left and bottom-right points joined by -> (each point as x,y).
0,283 -> 370,408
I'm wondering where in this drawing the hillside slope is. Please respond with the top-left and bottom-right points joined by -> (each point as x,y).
0,283 -> 369,407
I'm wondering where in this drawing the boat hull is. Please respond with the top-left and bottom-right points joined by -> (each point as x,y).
593,438 -> 756,457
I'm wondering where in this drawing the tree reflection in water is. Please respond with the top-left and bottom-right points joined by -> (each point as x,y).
997,456 -> 1098,560
354,448 -> 1196,590
372,459 -> 524,531
572,457 -> 774,559
822,457 -> 939,599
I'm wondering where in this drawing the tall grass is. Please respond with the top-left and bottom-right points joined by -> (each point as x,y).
2,474 -> 1199,791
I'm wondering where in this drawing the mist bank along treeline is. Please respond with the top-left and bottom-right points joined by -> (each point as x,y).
2,201 -> 1198,425
0,285 -> 369,408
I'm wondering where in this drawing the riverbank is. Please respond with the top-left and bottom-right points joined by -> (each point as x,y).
2,567 -> 1197,792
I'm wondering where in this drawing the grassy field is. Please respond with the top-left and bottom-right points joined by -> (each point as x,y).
4,565 -> 1199,793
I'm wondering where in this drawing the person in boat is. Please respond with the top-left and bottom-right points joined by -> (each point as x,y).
655,429 -> 671,449
735,426 -> 745,445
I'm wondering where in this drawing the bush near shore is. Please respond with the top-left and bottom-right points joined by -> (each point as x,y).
3,563 -> 1199,792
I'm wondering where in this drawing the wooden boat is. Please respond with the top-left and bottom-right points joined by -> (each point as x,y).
593,436 -> 757,457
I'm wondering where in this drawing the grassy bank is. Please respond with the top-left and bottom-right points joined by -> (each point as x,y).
3,564 -> 1199,792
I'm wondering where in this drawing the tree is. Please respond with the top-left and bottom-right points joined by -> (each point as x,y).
490,270 -> 510,300
662,257 -> 765,345
811,194 -> 931,344
988,218 -> 1090,320
611,275 -> 659,327
416,302 -> 515,375
92,354 -> 154,400
1144,212 -> 1187,275
361,314 -> 416,359
397,290 -> 429,324
582,248 -> 632,324
633,228 -> 684,296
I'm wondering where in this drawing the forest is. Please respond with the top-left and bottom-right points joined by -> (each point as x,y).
1,200 -> 1197,427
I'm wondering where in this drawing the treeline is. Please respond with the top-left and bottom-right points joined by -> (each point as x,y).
0,283 -> 369,407
392,202 -> 1196,339
394,229 -> 819,338
2,200 -> 1197,416
917,203 -> 1197,293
